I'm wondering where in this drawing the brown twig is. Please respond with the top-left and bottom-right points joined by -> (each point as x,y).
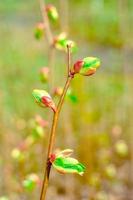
40,46 -> 73,200
67,44 -> 71,76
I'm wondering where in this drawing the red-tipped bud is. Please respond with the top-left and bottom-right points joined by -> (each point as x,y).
49,153 -> 56,163
73,60 -> 84,74
46,4 -> 59,22
32,89 -> 57,112
72,57 -> 101,76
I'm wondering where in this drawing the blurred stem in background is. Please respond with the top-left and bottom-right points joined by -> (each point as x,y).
117,0 -> 133,193
59,0 -> 69,33
39,0 -> 55,91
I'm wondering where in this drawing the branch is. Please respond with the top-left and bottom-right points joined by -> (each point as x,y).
40,47 -> 73,200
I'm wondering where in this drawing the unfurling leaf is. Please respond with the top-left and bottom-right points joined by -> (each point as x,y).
50,149 -> 85,176
46,4 -> 59,22
52,157 -> 85,176
53,33 -> 77,52
34,22 -> 45,40
32,89 -> 56,112
72,57 -> 101,76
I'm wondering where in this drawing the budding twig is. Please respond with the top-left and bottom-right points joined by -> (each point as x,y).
40,46 -> 73,200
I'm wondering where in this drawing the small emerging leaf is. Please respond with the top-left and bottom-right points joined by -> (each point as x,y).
52,156 -> 85,176
53,33 -> 77,52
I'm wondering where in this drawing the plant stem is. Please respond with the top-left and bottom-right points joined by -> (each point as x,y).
40,46 -> 73,200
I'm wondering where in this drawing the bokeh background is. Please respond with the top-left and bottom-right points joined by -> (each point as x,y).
0,0 -> 133,200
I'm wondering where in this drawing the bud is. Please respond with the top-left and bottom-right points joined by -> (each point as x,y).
66,88 -> 78,103
50,149 -> 85,176
53,87 -> 63,97
40,67 -> 49,83
32,89 -> 56,112
53,33 -> 77,52
34,22 -> 45,40
53,33 -> 67,50
115,140 -> 128,157
35,115 -> 49,128
11,148 -> 25,162
72,57 -> 100,76
46,4 -> 59,22
22,173 -> 40,191
104,164 -> 116,179
32,125 -> 44,139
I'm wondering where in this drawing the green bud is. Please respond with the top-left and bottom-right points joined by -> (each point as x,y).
40,67 -> 49,83
53,33 -> 77,52
23,174 -> 40,191
32,125 -> 44,139
32,89 -> 56,112
104,164 -> 116,179
34,22 -> 45,40
46,4 -> 59,22
66,88 -> 78,103
115,140 -> 128,157
72,57 -> 100,76
11,148 -> 25,162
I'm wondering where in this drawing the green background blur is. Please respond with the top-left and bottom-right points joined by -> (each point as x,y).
0,0 -> 132,200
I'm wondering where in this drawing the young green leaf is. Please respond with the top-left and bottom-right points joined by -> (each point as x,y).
52,157 -> 85,176
53,33 -> 77,52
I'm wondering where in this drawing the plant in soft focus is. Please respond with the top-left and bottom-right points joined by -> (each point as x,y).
9,1 -> 102,199
30,1 -> 101,200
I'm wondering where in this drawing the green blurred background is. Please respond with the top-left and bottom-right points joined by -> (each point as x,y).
0,0 -> 132,200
